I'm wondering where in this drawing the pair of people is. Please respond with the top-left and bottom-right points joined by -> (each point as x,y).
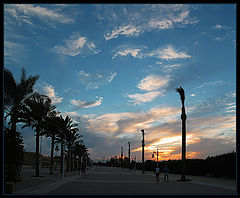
155,165 -> 169,182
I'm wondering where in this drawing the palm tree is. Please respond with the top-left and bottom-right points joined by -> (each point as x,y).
55,115 -> 78,174
72,140 -> 84,171
55,116 -> 66,174
65,127 -> 81,172
4,68 -> 39,133
19,93 -> 56,177
4,68 -> 39,185
42,111 -> 60,175
176,86 -> 187,181
73,142 -> 88,171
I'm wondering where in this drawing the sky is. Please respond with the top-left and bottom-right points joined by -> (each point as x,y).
4,4 -> 236,162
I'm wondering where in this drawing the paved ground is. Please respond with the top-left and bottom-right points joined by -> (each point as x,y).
12,169 -> 82,194
11,166 -> 237,195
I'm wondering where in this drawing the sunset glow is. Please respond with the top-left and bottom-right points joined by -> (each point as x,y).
4,4 -> 236,162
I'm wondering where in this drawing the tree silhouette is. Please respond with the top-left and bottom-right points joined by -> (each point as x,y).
4,68 -> 39,189
42,110 -> 60,174
55,115 -> 78,173
65,123 -> 80,172
73,142 -> 88,171
176,86 -> 187,181
19,93 -> 56,176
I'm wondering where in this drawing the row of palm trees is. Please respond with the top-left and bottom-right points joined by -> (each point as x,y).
4,68 -> 89,182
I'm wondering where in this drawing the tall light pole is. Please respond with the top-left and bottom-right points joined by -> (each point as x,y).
141,129 -> 145,174
128,142 -> 130,170
55,144 -> 59,172
40,136 -> 43,168
121,146 -> 123,168
62,143 -> 65,179
134,155 -> 137,173
62,134 -> 66,180
152,149 -> 159,167
176,86 -> 187,181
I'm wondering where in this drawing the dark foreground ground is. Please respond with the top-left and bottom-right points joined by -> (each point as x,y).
11,166 -> 236,195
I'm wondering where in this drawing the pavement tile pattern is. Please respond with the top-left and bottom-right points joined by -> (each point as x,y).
9,166 -> 236,195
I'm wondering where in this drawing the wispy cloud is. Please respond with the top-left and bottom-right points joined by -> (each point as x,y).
8,4 -> 74,25
70,96 -> 103,109
53,33 -> 100,56
127,91 -> 162,105
112,44 -> 147,59
104,25 -> 141,40
102,4 -> 198,40
212,24 -> 224,29
78,70 -> 116,89
137,75 -> 171,91
112,44 -> 191,61
195,80 -> 227,89
145,45 -> 191,60
43,84 -> 63,104
148,18 -> 173,30
4,40 -> 29,64
112,48 -> 142,59
161,63 -> 182,72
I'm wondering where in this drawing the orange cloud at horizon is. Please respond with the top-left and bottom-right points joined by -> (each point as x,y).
145,149 -> 202,161
131,134 -> 202,161
80,102 -> 235,161
85,106 -> 180,134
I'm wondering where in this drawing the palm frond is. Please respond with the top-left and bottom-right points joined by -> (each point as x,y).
176,86 -> 185,103
4,69 -> 17,107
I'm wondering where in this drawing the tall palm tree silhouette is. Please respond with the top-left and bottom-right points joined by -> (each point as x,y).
20,93 -> 56,176
176,86 -> 187,181
4,68 -> 39,182
42,111 -> 60,175
56,115 -> 78,174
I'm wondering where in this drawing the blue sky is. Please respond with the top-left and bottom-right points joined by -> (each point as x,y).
4,4 -> 236,161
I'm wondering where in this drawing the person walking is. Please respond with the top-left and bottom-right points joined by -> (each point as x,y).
155,167 -> 160,181
164,165 -> 169,182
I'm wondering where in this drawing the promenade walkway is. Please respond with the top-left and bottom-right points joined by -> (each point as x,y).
11,166 -> 236,195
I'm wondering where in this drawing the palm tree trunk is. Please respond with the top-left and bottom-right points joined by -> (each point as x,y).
8,115 -> 18,182
73,154 -> 76,171
36,130 -> 40,177
60,143 -> 63,174
66,146 -> 70,172
50,136 -> 55,175
67,152 -> 69,172
80,155 -> 82,171
70,152 -> 73,172
181,104 -> 187,181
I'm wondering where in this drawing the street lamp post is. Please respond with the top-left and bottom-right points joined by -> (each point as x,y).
152,149 -> 159,167
121,146 -> 123,168
134,155 -> 137,173
141,129 -> 145,174
40,136 -> 43,169
128,142 -> 130,170
62,144 -> 65,179
62,135 -> 66,180
55,144 -> 59,172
